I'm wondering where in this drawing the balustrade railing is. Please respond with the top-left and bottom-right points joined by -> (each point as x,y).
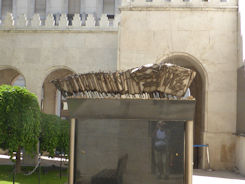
0,13 -> 120,30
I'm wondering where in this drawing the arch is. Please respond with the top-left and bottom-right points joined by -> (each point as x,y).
11,75 -> 26,87
156,52 -> 208,86
157,52 -> 208,169
0,66 -> 26,87
41,67 -> 75,117
40,65 -> 76,86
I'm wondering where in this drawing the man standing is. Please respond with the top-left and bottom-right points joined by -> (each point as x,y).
153,121 -> 169,180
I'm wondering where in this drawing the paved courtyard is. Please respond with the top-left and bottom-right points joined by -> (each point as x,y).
193,169 -> 245,184
0,154 -> 245,183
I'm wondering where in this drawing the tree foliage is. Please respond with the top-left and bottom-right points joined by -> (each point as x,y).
40,113 -> 69,157
0,85 -> 41,159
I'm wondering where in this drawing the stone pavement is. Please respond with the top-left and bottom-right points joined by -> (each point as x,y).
193,169 -> 245,184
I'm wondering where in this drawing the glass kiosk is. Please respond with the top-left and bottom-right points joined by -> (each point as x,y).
67,98 -> 195,184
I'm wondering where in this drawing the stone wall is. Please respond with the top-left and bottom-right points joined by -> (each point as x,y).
0,15 -> 118,102
118,0 -> 238,170
236,0 -> 245,176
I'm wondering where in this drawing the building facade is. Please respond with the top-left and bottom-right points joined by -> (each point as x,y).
0,0 -> 245,175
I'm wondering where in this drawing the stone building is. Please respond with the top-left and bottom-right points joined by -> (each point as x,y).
0,0 -> 245,176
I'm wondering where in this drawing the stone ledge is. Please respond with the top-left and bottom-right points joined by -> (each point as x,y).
0,27 -> 118,33
120,5 -> 238,11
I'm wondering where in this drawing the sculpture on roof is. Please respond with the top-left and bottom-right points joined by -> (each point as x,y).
51,63 -> 196,99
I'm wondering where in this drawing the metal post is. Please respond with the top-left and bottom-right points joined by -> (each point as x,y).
185,120 -> 193,184
69,118 -> 76,184
38,161 -> 41,184
13,163 -> 15,184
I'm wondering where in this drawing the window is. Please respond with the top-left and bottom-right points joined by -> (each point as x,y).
56,90 -> 61,117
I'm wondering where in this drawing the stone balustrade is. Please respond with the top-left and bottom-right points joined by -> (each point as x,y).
0,13 -> 120,30
121,0 -> 237,6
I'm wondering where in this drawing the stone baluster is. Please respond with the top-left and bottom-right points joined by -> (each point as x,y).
99,14 -> 109,27
31,14 -> 41,27
85,14 -> 95,27
113,14 -> 120,28
2,12 -> 14,27
59,14 -> 68,27
72,14 -> 82,27
45,14 -> 55,27
15,14 -> 28,27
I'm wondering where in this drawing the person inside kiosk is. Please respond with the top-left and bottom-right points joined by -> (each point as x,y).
153,121 -> 170,180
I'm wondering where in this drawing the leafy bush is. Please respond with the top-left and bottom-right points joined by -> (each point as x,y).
40,113 -> 69,157
0,85 -> 41,172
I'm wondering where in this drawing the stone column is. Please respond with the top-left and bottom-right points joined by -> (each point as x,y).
12,0 -> 34,19
46,0 -> 68,14
68,0 -> 81,14
0,0 -> 2,20
185,120 -> 193,184
27,0 -> 35,19
80,0 -> 85,14
96,0 -> 103,18
1,0 -> 13,20
69,118 -> 76,184
115,0 -> 121,14
84,0 -> 96,14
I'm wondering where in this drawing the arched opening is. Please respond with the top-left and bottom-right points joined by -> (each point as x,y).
161,54 -> 207,169
12,75 -> 26,87
42,69 -> 74,118
0,68 -> 26,87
